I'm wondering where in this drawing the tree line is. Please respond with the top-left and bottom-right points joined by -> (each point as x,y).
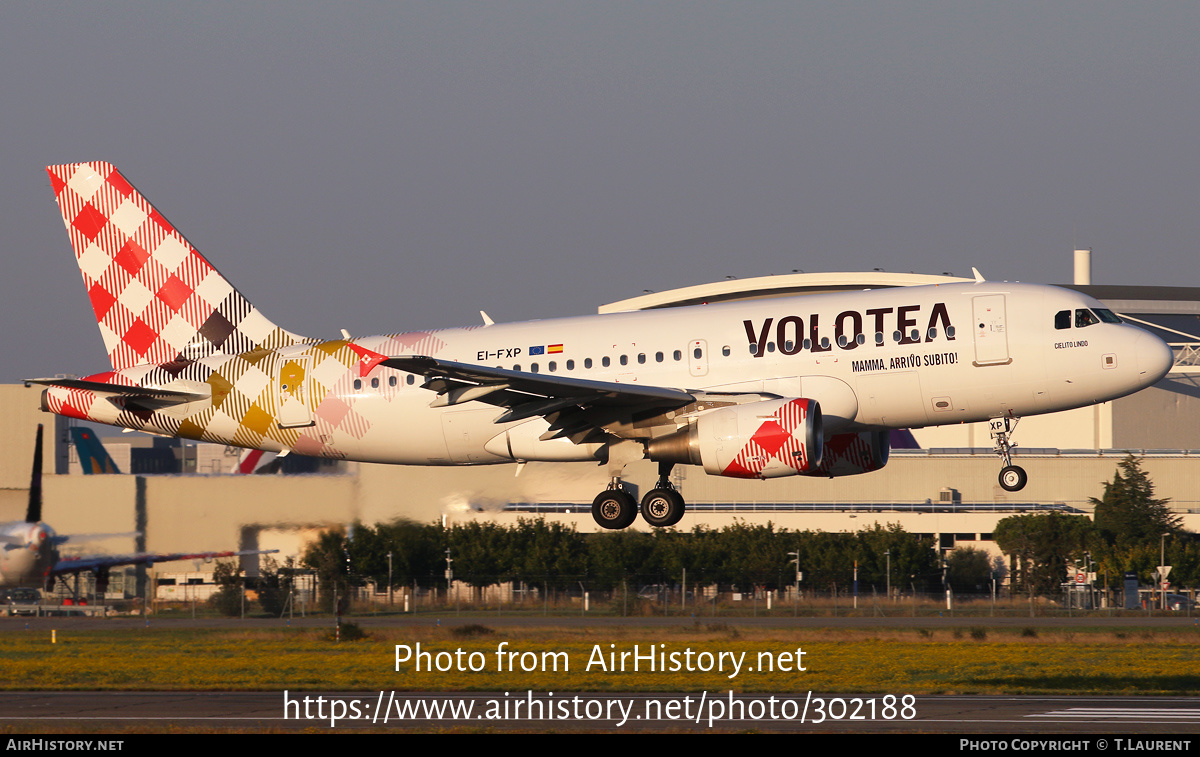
995,455 -> 1198,593
302,520 -> 957,596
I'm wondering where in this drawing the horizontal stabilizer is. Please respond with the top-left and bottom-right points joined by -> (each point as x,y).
25,377 -> 210,403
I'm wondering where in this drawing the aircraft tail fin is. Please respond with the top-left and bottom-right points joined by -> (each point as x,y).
69,427 -> 121,474
27,424 -> 43,523
46,162 -> 306,371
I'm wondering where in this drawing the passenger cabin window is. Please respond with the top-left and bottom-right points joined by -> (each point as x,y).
406,375 -> 415,385
548,361 -> 557,372
584,358 -> 593,369
567,359 -> 575,370
371,377 -> 379,389
620,355 -> 628,366
637,353 -> 646,364
655,352 -> 664,362
673,350 -> 682,361
602,357 -> 611,367
1055,310 -> 1071,330
353,379 -> 362,390
721,345 -> 731,356
1075,308 -> 1099,328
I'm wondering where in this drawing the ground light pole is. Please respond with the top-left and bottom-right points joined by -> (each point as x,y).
787,551 -> 801,617
1160,533 -> 1170,611
884,549 -> 891,602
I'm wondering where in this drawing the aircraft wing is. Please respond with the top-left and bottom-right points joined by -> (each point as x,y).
51,549 -> 278,577
383,355 -> 695,424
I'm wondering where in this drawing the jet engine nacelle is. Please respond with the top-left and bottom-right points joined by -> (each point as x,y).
806,430 -> 890,477
648,398 -> 823,479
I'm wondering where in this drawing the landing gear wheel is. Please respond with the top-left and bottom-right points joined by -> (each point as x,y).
999,465 -> 1028,492
592,489 -> 638,530
641,488 -> 686,528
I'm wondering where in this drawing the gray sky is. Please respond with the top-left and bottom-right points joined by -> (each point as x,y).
3,2 -> 1199,380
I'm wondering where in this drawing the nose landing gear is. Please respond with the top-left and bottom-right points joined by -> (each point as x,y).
990,417 -> 1027,492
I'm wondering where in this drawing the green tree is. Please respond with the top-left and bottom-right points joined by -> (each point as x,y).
208,559 -> 244,616
1090,455 -> 1181,549
256,556 -> 292,617
994,513 -> 1094,594
944,546 -> 993,593
301,526 -> 351,611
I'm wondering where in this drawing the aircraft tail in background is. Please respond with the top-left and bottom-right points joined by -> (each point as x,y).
69,427 -> 121,474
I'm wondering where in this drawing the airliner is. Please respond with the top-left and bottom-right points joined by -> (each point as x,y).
27,162 -> 1175,530
0,425 -> 275,591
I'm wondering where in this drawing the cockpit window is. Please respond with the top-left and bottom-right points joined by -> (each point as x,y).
1054,310 -> 1071,330
1075,308 -> 1099,328
1094,308 -> 1122,324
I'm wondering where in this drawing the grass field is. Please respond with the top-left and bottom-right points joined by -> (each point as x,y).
3,622 -> 1199,696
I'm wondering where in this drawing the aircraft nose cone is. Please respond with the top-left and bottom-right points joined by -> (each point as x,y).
1135,331 -> 1174,385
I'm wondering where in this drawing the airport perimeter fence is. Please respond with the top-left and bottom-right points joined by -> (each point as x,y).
328,581 -> 1198,620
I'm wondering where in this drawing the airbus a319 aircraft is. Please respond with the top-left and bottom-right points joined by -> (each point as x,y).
0,425 -> 275,591
28,163 -> 1175,530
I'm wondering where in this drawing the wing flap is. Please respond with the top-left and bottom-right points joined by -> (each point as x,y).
383,356 -> 695,410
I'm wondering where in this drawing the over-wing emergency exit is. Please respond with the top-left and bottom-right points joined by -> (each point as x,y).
28,163 -> 1175,530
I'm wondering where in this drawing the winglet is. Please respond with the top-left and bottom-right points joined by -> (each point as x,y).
971,267 -> 986,283
480,311 -> 495,327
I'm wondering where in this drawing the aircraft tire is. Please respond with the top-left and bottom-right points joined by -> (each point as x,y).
592,489 -> 638,530
999,465 -> 1028,492
641,488 -> 685,528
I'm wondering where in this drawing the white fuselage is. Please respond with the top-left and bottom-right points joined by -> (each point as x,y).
306,281 -> 1170,465
47,280 -> 1173,468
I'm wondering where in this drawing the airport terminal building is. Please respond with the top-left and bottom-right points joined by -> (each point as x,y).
3,258 -> 1199,595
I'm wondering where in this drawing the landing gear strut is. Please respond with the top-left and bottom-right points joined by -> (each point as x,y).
592,479 -> 638,530
990,417 -> 1027,492
640,462 -> 686,528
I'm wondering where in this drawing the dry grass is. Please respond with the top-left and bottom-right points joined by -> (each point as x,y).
3,622 -> 1198,695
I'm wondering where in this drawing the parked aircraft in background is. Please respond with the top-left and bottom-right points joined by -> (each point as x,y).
0,425 -> 275,591
28,163 -> 1174,530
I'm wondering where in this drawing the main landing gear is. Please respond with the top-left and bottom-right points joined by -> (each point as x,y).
990,417 -> 1027,492
591,463 -> 687,530
592,482 -> 637,530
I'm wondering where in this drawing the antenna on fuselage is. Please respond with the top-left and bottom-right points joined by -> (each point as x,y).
26,424 -> 43,523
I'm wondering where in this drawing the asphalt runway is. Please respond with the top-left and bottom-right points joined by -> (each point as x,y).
1,691 -> 1198,733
